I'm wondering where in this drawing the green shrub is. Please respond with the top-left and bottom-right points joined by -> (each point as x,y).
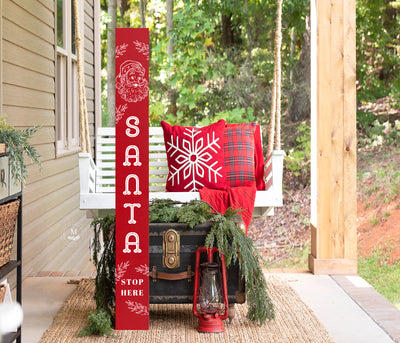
78,310 -> 113,337
285,123 -> 310,182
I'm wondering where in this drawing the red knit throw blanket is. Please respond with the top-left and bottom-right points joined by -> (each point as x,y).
199,186 -> 256,235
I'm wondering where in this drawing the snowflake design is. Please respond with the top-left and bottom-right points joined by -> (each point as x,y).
115,261 -> 130,283
126,301 -> 148,316
115,103 -> 128,124
133,40 -> 149,60
135,264 -> 149,276
116,43 -> 128,58
166,128 -> 223,191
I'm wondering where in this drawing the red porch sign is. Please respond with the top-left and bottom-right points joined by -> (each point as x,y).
115,28 -> 149,330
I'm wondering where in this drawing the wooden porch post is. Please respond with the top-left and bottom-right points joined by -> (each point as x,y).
309,0 -> 357,274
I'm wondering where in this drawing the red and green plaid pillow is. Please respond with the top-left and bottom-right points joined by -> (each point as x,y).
224,123 -> 256,187
224,123 -> 266,189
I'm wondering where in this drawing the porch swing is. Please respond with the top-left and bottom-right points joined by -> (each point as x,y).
78,0 -> 285,218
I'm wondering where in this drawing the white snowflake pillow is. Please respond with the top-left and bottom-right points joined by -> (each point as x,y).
161,120 -> 227,192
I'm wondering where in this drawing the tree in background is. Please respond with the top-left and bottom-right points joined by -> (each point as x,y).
287,15 -> 310,122
357,0 -> 400,105
99,0 -> 400,141
100,0 -> 310,129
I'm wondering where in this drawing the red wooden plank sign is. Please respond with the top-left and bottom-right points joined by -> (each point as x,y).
115,28 -> 149,330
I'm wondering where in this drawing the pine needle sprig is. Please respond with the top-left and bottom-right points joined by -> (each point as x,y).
176,200 -> 211,227
149,199 -> 213,228
0,117 -> 41,184
205,209 -> 275,324
90,215 -> 116,324
149,199 -> 179,223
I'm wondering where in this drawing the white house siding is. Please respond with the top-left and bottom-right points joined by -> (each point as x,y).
1,0 -> 101,278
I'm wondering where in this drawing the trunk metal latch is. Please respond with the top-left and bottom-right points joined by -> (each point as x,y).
163,229 -> 180,269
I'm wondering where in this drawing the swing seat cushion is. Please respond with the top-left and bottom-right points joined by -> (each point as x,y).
161,120 -> 227,192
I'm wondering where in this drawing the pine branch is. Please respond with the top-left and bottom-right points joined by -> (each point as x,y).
206,211 -> 275,324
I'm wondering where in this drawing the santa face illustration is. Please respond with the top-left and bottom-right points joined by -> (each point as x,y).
116,60 -> 149,103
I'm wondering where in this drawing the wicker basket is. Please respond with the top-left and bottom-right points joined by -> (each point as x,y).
0,284 -> 6,303
0,200 -> 20,268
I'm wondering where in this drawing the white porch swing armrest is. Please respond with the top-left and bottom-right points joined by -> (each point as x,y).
253,150 -> 285,216
78,152 -> 97,205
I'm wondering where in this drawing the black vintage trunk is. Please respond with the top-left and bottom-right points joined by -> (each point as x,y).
149,222 -> 245,304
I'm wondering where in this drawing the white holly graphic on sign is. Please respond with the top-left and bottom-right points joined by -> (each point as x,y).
135,264 -> 149,276
116,60 -> 148,103
115,261 -> 130,283
115,103 -> 128,124
116,43 -> 128,58
133,40 -> 149,60
166,128 -> 223,191
126,301 -> 148,316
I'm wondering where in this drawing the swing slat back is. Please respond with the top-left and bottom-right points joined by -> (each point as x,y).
79,127 -> 284,216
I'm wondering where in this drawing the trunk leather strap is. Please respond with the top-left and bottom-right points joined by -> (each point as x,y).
150,265 -> 194,282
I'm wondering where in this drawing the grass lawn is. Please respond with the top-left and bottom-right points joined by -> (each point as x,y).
268,242 -> 400,310
358,250 -> 400,310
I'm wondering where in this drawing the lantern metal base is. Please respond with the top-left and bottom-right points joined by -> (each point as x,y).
197,313 -> 225,333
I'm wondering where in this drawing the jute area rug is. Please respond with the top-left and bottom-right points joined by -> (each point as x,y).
39,276 -> 334,343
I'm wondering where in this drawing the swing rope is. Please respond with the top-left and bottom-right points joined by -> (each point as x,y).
73,0 -> 91,154
267,0 -> 283,156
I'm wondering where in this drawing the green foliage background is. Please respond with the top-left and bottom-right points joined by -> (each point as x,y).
100,0 -> 400,173
102,0 -> 309,128
356,1 -> 400,105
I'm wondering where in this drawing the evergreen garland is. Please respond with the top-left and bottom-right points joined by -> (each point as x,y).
91,200 -> 274,326
0,116 -> 41,184
90,214 -> 116,324
150,199 -> 275,323
204,208 -> 275,324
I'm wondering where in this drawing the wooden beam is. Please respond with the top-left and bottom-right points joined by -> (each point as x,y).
308,254 -> 357,275
309,0 -> 357,273
342,0 -> 357,260
316,0 -> 333,260
331,0 -> 344,259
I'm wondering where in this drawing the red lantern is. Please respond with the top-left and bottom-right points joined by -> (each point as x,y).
193,247 -> 229,333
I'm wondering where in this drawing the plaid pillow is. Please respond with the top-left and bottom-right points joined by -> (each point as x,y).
224,123 -> 256,187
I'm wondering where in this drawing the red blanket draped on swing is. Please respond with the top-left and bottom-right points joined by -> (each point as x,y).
199,185 -> 256,235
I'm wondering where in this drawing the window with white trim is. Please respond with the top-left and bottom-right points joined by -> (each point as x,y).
56,0 -> 80,154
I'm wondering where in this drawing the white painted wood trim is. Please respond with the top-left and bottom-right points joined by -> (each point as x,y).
93,0 -> 102,142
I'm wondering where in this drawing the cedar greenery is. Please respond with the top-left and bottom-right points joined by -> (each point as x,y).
0,116 -> 41,184
91,200 -> 274,326
91,214 -> 116,324
204,207 -> 275,324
